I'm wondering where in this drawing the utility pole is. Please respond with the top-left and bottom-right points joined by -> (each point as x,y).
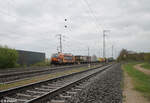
57,34 -> 62,53
103,30 -> 110,58
88,47 -> 89,57
103,30 -> 106,58
112,45 -> 114,58
57,46 -> 59,53
88,47 -> 91,67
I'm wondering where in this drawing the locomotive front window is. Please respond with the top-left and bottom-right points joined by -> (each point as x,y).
52,54 -> 58,58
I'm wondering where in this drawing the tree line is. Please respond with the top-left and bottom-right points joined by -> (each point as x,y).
117,49 -> 150,63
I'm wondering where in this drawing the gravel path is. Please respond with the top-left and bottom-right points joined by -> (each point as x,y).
134,64 -> 150,75
123,72 -> 149,103
67,63 -> 123,103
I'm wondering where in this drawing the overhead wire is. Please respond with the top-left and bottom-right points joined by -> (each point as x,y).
82,0 -> 103,32
81,0 -> 104,57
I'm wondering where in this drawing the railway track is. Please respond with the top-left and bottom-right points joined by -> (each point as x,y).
0,64 -> 91,74
0,64 -> 101,84
0,63 -> 101,74
0,64 -> 113,103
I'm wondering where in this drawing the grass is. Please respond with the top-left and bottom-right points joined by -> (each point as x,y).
123,63 -> 150,100
141,62 -> 150,70
0,65 -> 97,91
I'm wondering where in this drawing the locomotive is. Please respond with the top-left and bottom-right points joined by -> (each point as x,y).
51,53 -> 75,64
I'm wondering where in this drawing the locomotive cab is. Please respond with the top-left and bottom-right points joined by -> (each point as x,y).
51,53 -> 59,64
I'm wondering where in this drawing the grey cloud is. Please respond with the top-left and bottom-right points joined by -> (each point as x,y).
0,0 -> 150,58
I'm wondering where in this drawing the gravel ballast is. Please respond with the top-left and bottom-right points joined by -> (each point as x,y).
67,63 -> 123,103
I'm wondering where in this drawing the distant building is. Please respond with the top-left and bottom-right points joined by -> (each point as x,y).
128,51 -> 136,54
17,50 -> 45,66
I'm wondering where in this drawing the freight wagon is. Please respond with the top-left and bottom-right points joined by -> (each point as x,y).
74,55 -> 91,64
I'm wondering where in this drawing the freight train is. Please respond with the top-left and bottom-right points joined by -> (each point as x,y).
51,53 -> 106,65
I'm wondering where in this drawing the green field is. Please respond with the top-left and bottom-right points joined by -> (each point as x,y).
141,62 -> 150,70
123,63 -> 150,100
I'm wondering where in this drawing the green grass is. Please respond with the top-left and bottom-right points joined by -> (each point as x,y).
123,63 -> 150,100
141,62 -> 150,70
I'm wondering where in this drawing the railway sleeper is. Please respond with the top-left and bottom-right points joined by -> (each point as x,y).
48,86 -> 83,103
16,93 -> 38,98
51,83 -> 65,86
24,93 -> 39,97
26,90 -> 46,94
66,91 -> 77,95
74,85 -> 85,89
17,93 -> 31,97
43,86 -> 59,89
47,84 -> 62,87
71,88 -> 82,91
50,99 -> 65,103
41,85 -> 57,89
34,88 -> 52,92
59,94 -> 72,99
4,97 -> 28,103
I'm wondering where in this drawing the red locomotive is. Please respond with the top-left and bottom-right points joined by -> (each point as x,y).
51,53 -> 75,64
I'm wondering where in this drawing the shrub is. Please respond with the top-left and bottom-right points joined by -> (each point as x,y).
0,45 -> 18,69
32,61 -> 50,67
144,53 -> 150,63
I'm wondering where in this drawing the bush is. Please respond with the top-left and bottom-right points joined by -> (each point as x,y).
144,53 -> 150,63
32,61 -> 50,67
0,45 -> 18,69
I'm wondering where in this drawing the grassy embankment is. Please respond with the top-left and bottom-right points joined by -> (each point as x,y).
0,65 -> 98,91
141,62 -> 150,70
123,63 -> 150,100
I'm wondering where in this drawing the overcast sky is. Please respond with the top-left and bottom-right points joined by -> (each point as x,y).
0,0 -> 150,58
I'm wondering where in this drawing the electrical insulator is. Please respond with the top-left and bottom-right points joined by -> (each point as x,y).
64,25 -> 67,28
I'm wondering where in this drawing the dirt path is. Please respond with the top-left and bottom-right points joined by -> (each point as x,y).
134,64 -> 150,75
123,72 -> 149,103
